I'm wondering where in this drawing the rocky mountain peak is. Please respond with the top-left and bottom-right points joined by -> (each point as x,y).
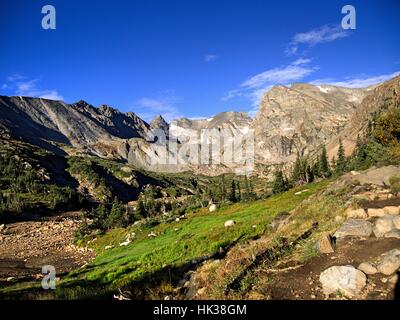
150,115 -> 169,132
98,104 -> 120,117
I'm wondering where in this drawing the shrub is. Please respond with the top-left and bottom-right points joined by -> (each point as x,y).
389,175 -> 400,196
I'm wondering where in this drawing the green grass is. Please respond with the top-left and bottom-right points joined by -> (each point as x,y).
53,180 -> 330,299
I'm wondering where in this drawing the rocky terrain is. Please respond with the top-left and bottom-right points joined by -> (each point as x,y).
179,166 -> 400,300
0,212 -> 95,280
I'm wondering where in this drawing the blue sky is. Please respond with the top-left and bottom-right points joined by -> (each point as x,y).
0,0 -> 399,121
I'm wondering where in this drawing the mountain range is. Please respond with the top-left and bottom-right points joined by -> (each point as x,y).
1,75 -> 399,175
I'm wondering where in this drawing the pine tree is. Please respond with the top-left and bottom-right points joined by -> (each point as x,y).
319,145 -> 331,178
306,165 -> 314,183
353,135 -> 368,169
291,155 -> 308,184
106,197 -> 126,228
136,198 -> 146,217
313,157 -> 320,177
220,174 -> 227,202
291,156 -> 302,183
244,175 -> 251,200
236,181 -> 241,202
93,203 -> 109,229
335,139 -> 346,174
272,170 -> 288,194
228,180 -> 237,202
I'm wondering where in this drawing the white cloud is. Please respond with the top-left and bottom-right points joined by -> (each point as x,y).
7,74 -> 26,82
241,64 -> 316,89
292,58 -> 312,66
221,89 -> 243,101
286,24 -> 351,56
310,71 -> 400,88
204,54 -> 218,62
133,93 -> 183,122
223,59 -> 316,110
2,74 -> 63,101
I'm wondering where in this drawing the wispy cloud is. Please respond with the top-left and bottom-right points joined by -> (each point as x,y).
286,24 -> 351,56
133,92 -> 183,122
241,64 -> 316,89
292,58 -> 312,66
223,59 -> 317,114
310,71 -> 400,88
204,54 -> 218,62
1,74 -> 63,100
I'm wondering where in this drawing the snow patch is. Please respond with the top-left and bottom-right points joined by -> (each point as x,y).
316,86 -> 330,93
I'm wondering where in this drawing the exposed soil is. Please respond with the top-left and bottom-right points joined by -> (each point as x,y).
255,237 -> 400,300
0,211 -> 95,280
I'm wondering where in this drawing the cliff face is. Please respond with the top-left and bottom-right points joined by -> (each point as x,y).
325,75 -> 400,159
251,83 -> 373,164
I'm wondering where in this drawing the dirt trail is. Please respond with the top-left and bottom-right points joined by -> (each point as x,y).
0,212 -> 95,280
255,237 -> 400,300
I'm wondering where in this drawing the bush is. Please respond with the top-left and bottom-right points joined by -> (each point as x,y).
389,175 -> 400,196
373,106 -> 400,146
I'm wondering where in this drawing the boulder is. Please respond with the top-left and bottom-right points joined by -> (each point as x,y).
346,208 -> 367,219
270,212 -> 290,231
209,204 -> 217,212
384,230 -> 400,239
376,249 -> 400,275
373,215 -> 395,238
119,240 -> 131,246
334,219 -> 373,239
389,274 -> 399,285
383,206 -> 400,215
357,262 -> 378,275
316,234 -> 335,254
367,208 -> 385,218
224,220 -> 235,228
393,216 -> 400,229
319,265 -> 367,297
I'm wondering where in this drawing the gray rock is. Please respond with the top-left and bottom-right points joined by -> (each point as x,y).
357,262 -> 378,275
334,219 -> 373,239
373,215 -> 395,238
393,216 -> 400,229
384,230 -> 400,239
376,249 -> 400,275
319,265 -> 367,297
224,220 -> 235,228
269,212 -> 290,231
316,234 -> 335,254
